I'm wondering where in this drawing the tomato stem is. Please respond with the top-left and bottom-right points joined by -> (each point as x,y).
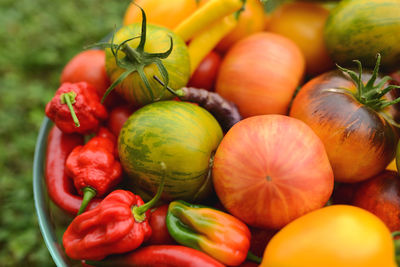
100,3 -> 174,104
337,53 -> 400,112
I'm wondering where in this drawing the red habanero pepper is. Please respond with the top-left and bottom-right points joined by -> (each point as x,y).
65,127 -> 122,215
63,165 -> 166,261
86,245 -> 225,267
45,126 -> 101,215
45,82 -> 108,134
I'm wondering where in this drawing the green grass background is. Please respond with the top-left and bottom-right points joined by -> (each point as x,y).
0,1 -> 126,265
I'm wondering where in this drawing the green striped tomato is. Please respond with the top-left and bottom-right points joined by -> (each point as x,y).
118,101 -> 223,202
324,0 -> 400,70
105,23 -> 190,107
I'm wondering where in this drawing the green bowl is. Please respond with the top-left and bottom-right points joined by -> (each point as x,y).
33,117 -> 80,267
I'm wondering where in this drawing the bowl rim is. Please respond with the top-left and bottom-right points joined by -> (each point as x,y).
33,117 -> 68,267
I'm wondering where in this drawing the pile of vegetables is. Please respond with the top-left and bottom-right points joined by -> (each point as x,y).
40,0 -> 400,266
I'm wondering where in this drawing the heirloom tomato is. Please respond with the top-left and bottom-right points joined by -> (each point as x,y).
105,11 -> 190,108
212,115 -> 333,229
290,56 -> 399,183
267,1 -> 334,76
118,101 -> 223,202
215,33 -> 305,117
353,170 -> 400,231
324,0 -> 400,70
123,0 -> 198,29
261,205 -> 397,267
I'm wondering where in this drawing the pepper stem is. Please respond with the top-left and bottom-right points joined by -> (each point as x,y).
77,187 -> 97,215
132,162 -> 167,222
60,91 -> 80,127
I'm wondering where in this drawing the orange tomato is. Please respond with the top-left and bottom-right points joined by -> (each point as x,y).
215,32 -> 305,117
261,205 -> 397,267
267,2 -> 334,76
123,0 -> 198,29
215,0 -> 265,53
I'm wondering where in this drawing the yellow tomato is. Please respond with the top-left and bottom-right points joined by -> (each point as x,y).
261,205 -> 396,267
123,0 -> 198,29
267,2 -> 334,76
215,0 -> 266,53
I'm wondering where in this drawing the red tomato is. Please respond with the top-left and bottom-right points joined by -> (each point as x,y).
212,115 -> 334,229
352,170 -> 400,231
106,106 -> 135,137
267,2 -> 334,76
61,50 -> 109,97
61,49 -> 124,108
146,204 -> 176,245
188,51 -> 221,91
215,33 -> 305,118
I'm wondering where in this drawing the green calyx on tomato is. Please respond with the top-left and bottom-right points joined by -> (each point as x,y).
336,54 -> 400,114
100,4 -> 173,104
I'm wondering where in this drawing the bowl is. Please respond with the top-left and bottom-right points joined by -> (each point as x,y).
33,117 -> 80,267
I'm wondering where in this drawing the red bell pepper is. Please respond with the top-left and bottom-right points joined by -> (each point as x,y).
65,127 -> 122,215
63,166 -> 166,261
45,126 -> 101,215
85,245 -> 225,267
45,82 -> 108,134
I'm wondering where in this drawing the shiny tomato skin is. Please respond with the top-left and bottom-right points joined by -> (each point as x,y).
261,205 -> 396,267
216,33 -> 305,117
106,105 -> 135,138
290,70 -> 398,183
267,2 -> 334,76
213,115 -> 333,229
216,0 -> 266,53
61,50 -> 110,97
352,170 -> 400,231
188,51 -> 221,91
123,0 -> 198,29
146,204 -> 175,245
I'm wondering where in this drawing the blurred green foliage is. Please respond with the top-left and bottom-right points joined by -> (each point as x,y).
0,0 -> 126,265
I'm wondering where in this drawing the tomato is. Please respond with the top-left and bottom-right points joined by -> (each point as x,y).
105,22 -> 190,108
215,33 -> 305,117
352,170 -> 400,231
261,205 -> 396,267
106,105 -> 135,137
290,69 -> 398,183
267,2 -> 334,76
324,0 -> 400,70
146,204 -> 175,245
212,115 -> 333,229
215,0 -> 266,53
187,51 -> 221,91
123,0 -> 198,29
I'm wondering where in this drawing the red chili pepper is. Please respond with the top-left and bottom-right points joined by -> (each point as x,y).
86,245 -> 226,267
45,126 -> 101,215
63,166 -> 166,261
65,127 -> 122,215
45,82 -> 108,134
